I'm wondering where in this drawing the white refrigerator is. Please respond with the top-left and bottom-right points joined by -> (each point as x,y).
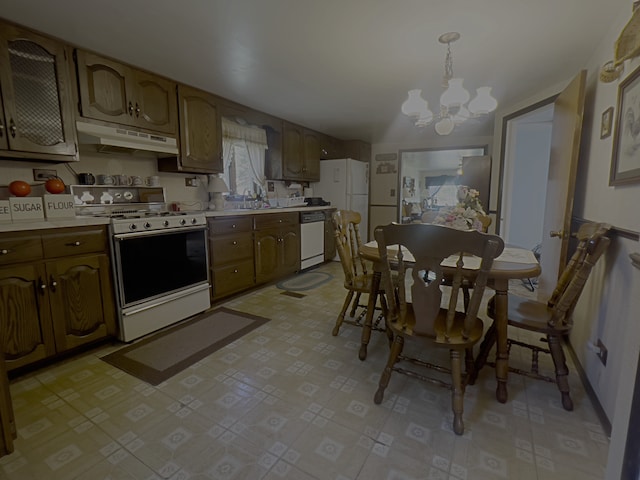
312,158 -> 369,241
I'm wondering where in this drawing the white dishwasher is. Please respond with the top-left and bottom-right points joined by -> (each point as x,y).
300,210 -> 326,269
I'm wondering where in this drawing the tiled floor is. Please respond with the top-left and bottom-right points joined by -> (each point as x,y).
0,262 -> 608,479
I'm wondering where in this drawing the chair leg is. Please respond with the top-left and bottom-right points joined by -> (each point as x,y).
464,347 -> 475,381
450,349 -> 464,435
462,285 -> 470,312
469,322 -> 497,385
547,334 -> 573,411
333,290 -> 354,336
350,292 -> 362,318
374,334 -> 403,404
378,294 -> 394,346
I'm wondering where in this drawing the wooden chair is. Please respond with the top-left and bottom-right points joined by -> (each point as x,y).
472,222 -> 611,410
477,214 -> 492,233
331,210 -> 389,337
373,223 -> 504,435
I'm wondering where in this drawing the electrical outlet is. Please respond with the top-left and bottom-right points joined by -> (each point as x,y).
33,168 -> 57,181
185,177 -> 199,187
597,339 -> 608,366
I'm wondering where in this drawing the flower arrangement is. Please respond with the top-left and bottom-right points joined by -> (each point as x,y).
433,186 -> 486,231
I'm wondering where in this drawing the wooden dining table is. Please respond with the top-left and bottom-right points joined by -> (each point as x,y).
358,241 -> 541,404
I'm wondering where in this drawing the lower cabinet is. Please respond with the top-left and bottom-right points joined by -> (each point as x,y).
254,212 -> 300,284
0,227 -> 116,371
208,216 -> 255,299
324,210 -> 337,261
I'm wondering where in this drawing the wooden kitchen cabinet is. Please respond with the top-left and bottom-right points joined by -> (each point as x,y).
0,263 -> 56,370
343,139 -> 372,162
208,216 -> 255,299
0,226 -> 116,371
324,209 -> 337,261
158,84 -> 223,174
269,121 -> 321,182
0,21 -> 78,160
75,49 -> 178,135
318,133 -> 346,160
254,212 -> 300,283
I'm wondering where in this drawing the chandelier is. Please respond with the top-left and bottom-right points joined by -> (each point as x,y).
401,32 -> 498,135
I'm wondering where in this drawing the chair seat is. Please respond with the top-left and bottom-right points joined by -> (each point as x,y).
345,273 -> 382,294
490,294 -> 571,334
390,306 -> 484,348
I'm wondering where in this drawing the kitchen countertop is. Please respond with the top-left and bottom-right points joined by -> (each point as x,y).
204,205 -> 334,218
0,216 -> 110,233
0,206 -> 335,233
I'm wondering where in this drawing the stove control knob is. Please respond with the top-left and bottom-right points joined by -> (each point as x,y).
191,217 -> 198,224
163,220 -> 170,227
144,222 -> 152,229
129,224 -> 137,231
180,218 -> 187,226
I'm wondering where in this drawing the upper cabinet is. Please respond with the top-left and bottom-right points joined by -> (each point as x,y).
75,50 -> 178,135
343,139 -> 371,162
267,121 -> 320,182
158,84 -> 223,174
0,23 -> 78,160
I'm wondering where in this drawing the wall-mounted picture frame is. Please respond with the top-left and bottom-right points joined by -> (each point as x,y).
601,106 -> 613,139
610,65 -> 640,186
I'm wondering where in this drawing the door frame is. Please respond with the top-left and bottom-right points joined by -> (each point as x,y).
496,95 -> 557,236
495,94 -> 559,244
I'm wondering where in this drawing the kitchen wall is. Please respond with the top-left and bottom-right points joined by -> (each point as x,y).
0,148 -> 298,211
0,148 -> 210,210
571,2 -> 640,477
492,4 -> 640,477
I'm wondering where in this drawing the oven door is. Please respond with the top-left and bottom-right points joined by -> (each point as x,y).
112,225 -> 209,309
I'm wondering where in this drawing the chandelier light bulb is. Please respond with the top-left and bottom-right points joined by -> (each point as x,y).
440,78 -> 470,109
468,87 -> 498,115
415,109 -> 434,126
453,105 -> 470,125
401,89 -> 430,118
434,116 -> 455,135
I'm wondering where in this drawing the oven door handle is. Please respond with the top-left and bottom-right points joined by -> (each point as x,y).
113,225 -> 207,240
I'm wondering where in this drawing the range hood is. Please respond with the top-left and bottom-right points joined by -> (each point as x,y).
76,122 -> 179,155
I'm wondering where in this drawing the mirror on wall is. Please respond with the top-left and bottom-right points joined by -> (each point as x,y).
399,147 -> 489,223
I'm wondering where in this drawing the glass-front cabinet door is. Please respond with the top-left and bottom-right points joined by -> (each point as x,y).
0,24 -> 77,157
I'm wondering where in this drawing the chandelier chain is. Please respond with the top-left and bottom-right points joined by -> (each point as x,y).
444,42 -> 454,86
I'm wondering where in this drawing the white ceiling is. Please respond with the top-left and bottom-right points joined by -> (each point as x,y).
0,0 -> 630,144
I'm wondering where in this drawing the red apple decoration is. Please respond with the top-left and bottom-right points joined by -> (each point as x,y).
8,180 -> 31,197
44,177 -> 65,194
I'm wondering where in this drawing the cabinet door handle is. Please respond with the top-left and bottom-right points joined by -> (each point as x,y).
49,275 -> 57,292
66,241 -> 82,247
128,101 -> 134,116
232,241 -> 237,245
233,269 -> 238,273
0,249 -> 9,255
0,121 -> 4,137
9,119 -> 16,138
39,278 -> 46,293
135,103 -> 141,117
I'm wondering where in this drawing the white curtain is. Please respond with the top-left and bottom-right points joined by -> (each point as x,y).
221,118 -> 268,196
